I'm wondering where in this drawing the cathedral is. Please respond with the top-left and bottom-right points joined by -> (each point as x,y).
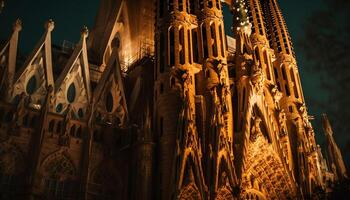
0,0 -> 348,199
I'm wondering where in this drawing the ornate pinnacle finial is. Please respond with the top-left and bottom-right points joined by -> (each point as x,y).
321,114 -> 333,136
81,26 -> 89,38
0,0 -> 4,14
45,19 -> 55,32
232,0 -> 251,34
13,19 -> 22,32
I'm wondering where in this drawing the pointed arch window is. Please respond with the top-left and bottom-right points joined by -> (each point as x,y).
67,83 -> 76,103
26,75 -> 37,95
42,155 -> 77,199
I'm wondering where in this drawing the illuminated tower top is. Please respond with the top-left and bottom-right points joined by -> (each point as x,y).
232,0 -> 251,35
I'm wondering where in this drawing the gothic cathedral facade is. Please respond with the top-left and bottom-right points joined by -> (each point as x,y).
0,0 -> 347,199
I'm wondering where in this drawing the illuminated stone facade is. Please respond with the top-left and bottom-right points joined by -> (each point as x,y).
0,0 -> 347,199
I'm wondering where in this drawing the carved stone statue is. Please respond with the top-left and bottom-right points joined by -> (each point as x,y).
250,67 -> 264,94
12,92 -> 28,127
271,85 -> 282,109
250,116 -> 263,142
59,104 -> 73,146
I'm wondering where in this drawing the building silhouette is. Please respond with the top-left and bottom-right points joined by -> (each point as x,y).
0,0 -> 347,199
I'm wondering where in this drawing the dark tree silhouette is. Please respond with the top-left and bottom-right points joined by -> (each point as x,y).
299,0 -> 350,167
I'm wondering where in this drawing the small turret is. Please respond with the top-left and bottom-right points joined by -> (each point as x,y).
322,114 -> 348,181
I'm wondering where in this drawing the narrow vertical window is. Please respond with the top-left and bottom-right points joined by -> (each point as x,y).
160,32 -> 165,73
199,1 -> 204,10
219,24 -> 225,57
285,84 -> 291,96
179,0 -> 184,11
282,65 -> 287,80
187,29 -> 192,64
160,117 -> 164,137
159,0 -> 164,18
192,28 -> 199,63
264,51 -> 271,80
169,27 -> 175,67
254,48 -> 260,61
189,0 -> 195,14
290,68 -> 299,98
210,23 -> 218,57
215,0 -> 220,9
202,24 -> 208,59
179,27 -> 185,65
169,0 -> 174,11
208,0 -> 213,8
160,83 -> 164,94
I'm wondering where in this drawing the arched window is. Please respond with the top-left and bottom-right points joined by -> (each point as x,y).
210,23 -> 218,57
42,154 -> 77,199
191,28 -> 199,63
202,24 -> 209,58
67,83 -> 76,103
208,0 -> 213,8
169,27 -> 175,67
70,125 -> 76,137
215,0 -> 220,9
56,103 -> 63,113
179,27 -> 185,65
188,29 -> 192,64
26,75 -> 37,95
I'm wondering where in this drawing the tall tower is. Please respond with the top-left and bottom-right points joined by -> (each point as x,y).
263,0 -> 324,197
196,1 -> 237,199
154,0 -> 206,199
322,114 -> 348,181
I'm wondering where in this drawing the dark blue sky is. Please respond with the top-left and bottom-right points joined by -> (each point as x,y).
0,0 -> 331,145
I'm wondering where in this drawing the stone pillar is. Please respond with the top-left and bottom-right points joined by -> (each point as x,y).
155,0 -> 201,199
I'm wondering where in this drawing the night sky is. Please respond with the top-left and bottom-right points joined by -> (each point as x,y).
0,0 -> 343,162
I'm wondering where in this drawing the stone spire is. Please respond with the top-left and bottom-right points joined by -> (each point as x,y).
232,0 -> 251,35
322,114 -> 348,181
